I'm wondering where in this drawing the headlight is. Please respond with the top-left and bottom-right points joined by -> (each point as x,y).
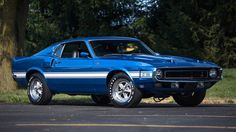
155,69 -> 163,79
209,69 -> 217,78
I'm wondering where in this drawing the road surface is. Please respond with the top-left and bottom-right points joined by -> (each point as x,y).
0,103 -> 236,132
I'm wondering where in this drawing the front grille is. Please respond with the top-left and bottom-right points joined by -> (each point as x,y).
163,69 -> 209,80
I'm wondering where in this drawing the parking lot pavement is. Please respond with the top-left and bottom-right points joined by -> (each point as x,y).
0,103 -> 236,132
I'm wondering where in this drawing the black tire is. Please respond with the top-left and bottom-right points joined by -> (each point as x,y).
109,73 -> 142,108
27,73 -> 52,105
91,95 -> 110,105
173,90 -> 206,107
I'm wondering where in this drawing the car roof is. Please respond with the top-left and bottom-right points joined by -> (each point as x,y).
34,36 -> 140,57
57,36 -> 140,44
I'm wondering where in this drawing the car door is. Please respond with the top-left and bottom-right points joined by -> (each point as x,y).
46,41 -> 94,94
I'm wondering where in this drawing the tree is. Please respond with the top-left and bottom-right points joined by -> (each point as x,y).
25,0 -> 138,55
0,0 -> 29,90
140,0 -> 236,67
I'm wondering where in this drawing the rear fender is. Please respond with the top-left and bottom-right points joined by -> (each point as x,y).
26,67 -> 45,80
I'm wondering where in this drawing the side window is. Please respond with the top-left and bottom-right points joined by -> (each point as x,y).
61,41 -> 90,58
54,44 -> 64,57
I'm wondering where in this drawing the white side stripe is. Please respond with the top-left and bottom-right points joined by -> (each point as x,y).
44,72 -> 108,78
13,72 -> 26,78
13,71 -> 142,79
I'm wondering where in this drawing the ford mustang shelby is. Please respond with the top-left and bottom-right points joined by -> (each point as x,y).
12,36 -> 222,107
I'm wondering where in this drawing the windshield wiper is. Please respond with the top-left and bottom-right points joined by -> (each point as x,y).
130,53 -> 147,56
104,53 -> 124,56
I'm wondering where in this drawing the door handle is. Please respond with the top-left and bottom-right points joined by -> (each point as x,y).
55,61 -> 61,64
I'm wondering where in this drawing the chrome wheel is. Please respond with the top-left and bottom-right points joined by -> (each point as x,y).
109,73 -> 142,107
112,80 -> 133,103
29,79 -> 43,101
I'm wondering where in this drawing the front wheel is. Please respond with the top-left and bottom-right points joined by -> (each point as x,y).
109,73 -> 142,108
173,90 -> 206,107
27,73 -> 52,105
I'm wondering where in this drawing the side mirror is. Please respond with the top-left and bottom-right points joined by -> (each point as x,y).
155,52 -> 160,56
80,52 -> 89,58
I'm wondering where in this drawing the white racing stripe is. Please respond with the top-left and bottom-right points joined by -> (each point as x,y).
13,71 -> 141,79
13,72 -> 26,78
44,72 -> 108,79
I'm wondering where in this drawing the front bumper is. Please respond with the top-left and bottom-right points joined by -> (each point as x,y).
139,67 -> 223,95
136,79 -> 219,95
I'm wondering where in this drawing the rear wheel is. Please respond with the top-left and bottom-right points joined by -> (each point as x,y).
91,95 -> 110,105
109,73 -> 142,108
27,73 -> 52,105
173,90 -> 206,107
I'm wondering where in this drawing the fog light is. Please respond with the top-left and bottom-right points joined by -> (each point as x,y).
155,83 -> 162,88
171,82 -> 179,88
196,82 -> 204,88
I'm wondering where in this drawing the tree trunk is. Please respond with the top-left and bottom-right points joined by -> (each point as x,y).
0,0 -> 29,91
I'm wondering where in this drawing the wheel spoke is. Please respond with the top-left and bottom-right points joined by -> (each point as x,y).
37,89 -> 42,95
124,89 -> 131,93
123,92 -> 129,99
118,83 -> 124,89
117,91 -> 123,95
36,81 -> 42,88
124,82 -> 129,88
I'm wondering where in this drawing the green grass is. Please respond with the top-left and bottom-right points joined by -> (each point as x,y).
52,94 -> 92,105
0,69 -> 235,104
0,89 -> 92,104
0,89 -> 29,104
206,69 -> 236,99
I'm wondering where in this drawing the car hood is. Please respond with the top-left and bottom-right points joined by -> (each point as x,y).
99,54 -> 219,68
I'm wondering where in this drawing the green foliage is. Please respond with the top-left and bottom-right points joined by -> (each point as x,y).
25,0 -> 138,55
25,0 -> 236,67
143,0 -> 236,67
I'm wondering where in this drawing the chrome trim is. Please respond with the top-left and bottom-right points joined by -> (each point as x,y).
156,66 -> 219,69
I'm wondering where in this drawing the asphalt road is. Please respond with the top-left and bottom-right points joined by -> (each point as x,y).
0,103 -> 236,132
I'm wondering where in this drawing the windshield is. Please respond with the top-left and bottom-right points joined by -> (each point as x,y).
90,40 -> 154,57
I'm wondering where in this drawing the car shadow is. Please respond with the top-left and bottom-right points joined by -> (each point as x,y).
49,99 -> 232,108
137,103 -> 232,108
50,99 -> 113,107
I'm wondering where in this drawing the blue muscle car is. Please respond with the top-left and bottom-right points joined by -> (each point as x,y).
12,36 -> 222,107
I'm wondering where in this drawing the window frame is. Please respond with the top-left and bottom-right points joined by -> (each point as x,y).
53,41 -> 92,59
88,39 -> 155,57
53,44 -> 65,58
